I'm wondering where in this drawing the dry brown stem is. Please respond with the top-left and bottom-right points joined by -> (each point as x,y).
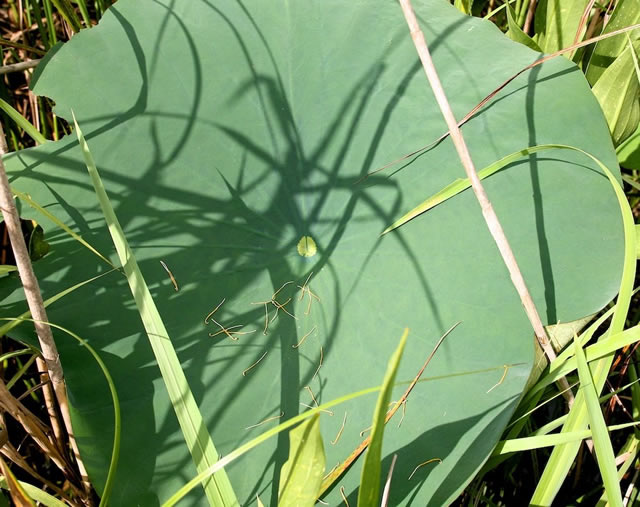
396,0 -> 574,403
0,121 -> 92,493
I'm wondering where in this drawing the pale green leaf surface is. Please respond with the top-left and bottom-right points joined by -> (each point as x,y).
0,1 -> 624,505
278,415 -> 325,507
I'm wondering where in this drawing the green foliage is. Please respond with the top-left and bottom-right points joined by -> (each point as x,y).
574,335 -> 623,506
586,0 -> 640,85
72,114 -> 238,505
454,0 -> 474,15
505,0 -> 541,51
592,40 -> 640,146
536,0 -> 590,53
0,0 -> 630,505
357,329 -> 408,507
278,415 -> 325,507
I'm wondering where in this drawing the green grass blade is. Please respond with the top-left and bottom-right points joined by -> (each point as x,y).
384,144 -> 625,234
43,0 -> 58,46
74,0 -> 91,28
163,359 -> 509,507
532,148 -> 636,503
0,269 -> 116,337
278,414 -> 325,507
0,477 -> 65,507
72,113 -> 238,506
12,188 -> 116,268
505,0 -> 541,51
530,378 -> 640,437
531,325 -> 640,391
358,329 -> 409,507
574,335 -> 623,506
597,434 -> 640,505
0,98 -> 47,145
49,0 -> 82,33
163,385 -> 386,507
493,421 -> 640,455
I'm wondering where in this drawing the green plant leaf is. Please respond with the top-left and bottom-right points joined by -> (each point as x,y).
505,1 -> 542,52
617,124 -> 640,169
538,0 -> 590,53
592,39 -> 640,146
0,477 -> 62,507
358,329 -> 408,507
453,0 -> 473,15
586,0 -> 640,85
574,335 -> 623,506
493,421 -> 640,454
0,98 -> 47,145
0,0 -> 625,504
278,414 -> 325,507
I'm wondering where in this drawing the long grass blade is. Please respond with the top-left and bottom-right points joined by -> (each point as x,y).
12,187 -> 115,268
574,334 -> 623,506
357,329 -> 408,507
0,99 -> 47,145
0,476 -> 65,507
0,269 -> 116,337
493,421 -> 640,454
278,414 -> 325,506
72,113 -> 238,506
532,146 -> 636,503
49,0 -> 82,33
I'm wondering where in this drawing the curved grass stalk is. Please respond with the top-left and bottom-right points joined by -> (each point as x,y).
383,143 -> 636,504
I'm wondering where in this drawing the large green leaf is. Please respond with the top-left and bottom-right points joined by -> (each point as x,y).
0,0 -> 624,505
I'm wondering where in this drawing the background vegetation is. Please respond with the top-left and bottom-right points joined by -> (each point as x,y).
1,0 -> 640,505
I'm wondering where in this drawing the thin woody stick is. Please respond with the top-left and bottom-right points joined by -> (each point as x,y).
396,0 -> 574,405
0,122 -> 92,495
